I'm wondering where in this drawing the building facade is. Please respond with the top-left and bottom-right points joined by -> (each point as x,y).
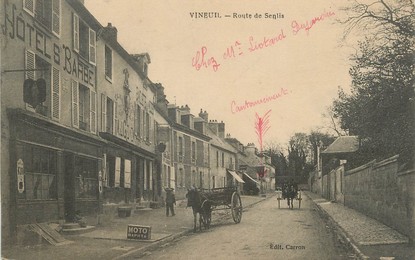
0,0 -> 158,245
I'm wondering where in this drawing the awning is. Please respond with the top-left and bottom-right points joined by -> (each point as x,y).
242,172 -> 260,184
227,170 -> 245,183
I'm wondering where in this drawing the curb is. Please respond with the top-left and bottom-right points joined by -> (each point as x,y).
113,195 -> 270,259
304,192 -> 369,260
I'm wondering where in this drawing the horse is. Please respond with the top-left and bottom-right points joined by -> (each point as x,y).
186,188 -> 212,232
284,183 -> 298,209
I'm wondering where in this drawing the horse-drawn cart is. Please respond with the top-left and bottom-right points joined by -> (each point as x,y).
187,186 -> 242,231
276,187 -> 302,209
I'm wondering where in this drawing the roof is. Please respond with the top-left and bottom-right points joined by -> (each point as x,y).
321,136 -> 359,154
205,128 -> 237,154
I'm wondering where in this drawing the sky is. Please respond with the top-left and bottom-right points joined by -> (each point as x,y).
85,0 -> 354,148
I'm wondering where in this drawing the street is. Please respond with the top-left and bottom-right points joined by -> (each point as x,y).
134,194 -> 354,260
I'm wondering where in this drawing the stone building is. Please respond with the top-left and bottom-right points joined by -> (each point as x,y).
0,0 -> 157,245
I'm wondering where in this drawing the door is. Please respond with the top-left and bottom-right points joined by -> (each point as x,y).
64,152 -> 75,222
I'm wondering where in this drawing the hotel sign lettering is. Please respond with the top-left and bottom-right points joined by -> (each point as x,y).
1,2 -> 95,87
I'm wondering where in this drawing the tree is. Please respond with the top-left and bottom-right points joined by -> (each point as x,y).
287,133 -> 313,183
333,0 -> 415,166
264,142 -> 288,177
308,131 -> 336,166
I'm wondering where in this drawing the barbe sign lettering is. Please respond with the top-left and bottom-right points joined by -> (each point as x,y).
127,225 -> 151,240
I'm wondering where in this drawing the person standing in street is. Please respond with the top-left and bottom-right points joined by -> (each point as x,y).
165,188 -> 176,217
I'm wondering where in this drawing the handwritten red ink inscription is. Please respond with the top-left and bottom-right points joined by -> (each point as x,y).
191,9 -> 335,72
231,88 -> 289,114
255,109 -> 272,157
292,10 -> 335,35
191,46 -> 221,72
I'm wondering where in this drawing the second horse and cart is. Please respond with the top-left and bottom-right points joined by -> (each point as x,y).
186,186 -> 242,232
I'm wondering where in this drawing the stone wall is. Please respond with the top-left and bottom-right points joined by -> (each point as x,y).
344,155 -> 415,243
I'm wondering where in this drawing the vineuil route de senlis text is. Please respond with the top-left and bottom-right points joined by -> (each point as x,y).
190,12 -> 284,20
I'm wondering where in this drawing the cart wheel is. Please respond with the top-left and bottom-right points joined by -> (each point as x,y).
231,192 -> 242,223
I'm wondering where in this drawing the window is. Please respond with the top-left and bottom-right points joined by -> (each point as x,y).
106,97 -> 114,133
199,171 -> 203,188
24,0 -> 60,37
216,151 -> 219,167
145,112 -> 150,142
19,145 -> 57,200
134,105 -> 141,137
222,153 -> 225,167
212,176 -> 216,189
25,50 -> 60,120
73,13 -> 96,65
105,45 -> 112,80
78,84 -> 90,131
75,156 -> 98,199
178,137 -> 183,162
192,141 -> 196,163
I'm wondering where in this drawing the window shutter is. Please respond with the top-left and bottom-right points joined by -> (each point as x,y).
52,0 -> 61,37
103,153 -> 108,187
90,89 -> 96,133
101,94 -> 106,132
23,0 -> 34,16
89,29 -> 96,65
51,67 -> 60,120
73,13 -> 79,52
25,50 -> 35,80
124,159 -> 131,188
71,80 -> 79,128
115,157 -> 121,187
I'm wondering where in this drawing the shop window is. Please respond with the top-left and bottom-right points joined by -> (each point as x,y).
25,50 -> 60,120
72,13 -> 96,65
24,0 -> 60,37
75,157 -> 98,199
178,168 -> 183,187
19,145 -> 57,200
110,157 -> 131,188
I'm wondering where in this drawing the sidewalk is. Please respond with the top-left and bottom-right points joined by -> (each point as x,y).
306,191 -> 414,260
2,195 -> 267,260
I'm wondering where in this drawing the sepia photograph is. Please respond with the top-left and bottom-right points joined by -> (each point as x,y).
1,0 -> 414,259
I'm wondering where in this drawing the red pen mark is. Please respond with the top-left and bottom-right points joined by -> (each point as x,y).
248,29 -> 286,52
191,9 -> 335,71
223,41 -> 244,59
231,88 -> 289,114
255,109 -> 272,155
192,46 -> 220,72
291,9 -> 335,35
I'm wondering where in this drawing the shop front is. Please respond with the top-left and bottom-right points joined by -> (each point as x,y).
8,109 -> 104,242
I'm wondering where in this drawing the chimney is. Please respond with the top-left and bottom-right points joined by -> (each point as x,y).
208,120 -> 219,135
104,23 -> 118,42
131,53 -> 151,77
218,121 -> 225,138
179,104 -> 191,115
77,0 -> 85,4
154,83 -> 168,115
199,109 -> 209,122
245,143 -> 257,154
168,105 -> 181,124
